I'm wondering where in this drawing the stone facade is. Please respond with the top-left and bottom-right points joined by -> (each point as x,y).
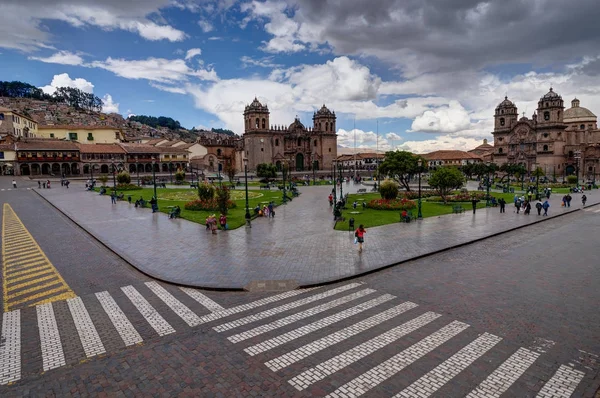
492,88 -> 600,181
242,98 -> 337,171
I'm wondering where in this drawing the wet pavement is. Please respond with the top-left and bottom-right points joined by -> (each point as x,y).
35,183 -> 598,289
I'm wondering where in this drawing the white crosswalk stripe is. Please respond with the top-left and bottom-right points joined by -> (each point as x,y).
213,282 -> 362,332
96,291 -> 143,347
180,287 -> 225,312
537,364 -> 585,398
467,347 -> 540,398
67,297 -> 106,358
145,282 -> 201,327
228,288 -> 376,343
288,311 -> 443,391
0,310 -> 21,385
36,303 -> 66,371
122,285 -> 175,336
245,294 -> 395,356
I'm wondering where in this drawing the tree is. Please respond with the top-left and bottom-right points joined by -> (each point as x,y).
128,115 -> 182,130
211,128 -> 236,136
256,163 -> 277,182
117,171 -> 131,184
377,151 -> 424,191
224,162 -> 237,183
215,186 -> 231,215
98,175 -> 109,186
175,170 -> 185,182
499,163 -> 526,186
461,163 -> 475,179
379,179 -> 399,200
428,167 -> 465,203
197,182 -> 215,201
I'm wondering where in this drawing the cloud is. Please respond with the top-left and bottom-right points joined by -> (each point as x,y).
198,20 -> 213,33
337,128 -> 399,152
149,82 -> 187,94
89,56 -> 219,83
397,135 -> 486,154
185,48 -> 202,60
29,50 -> 84,65
409,101 -> 472,134
102,94 -> 120,113
240,55 -> 282,69
40,73 -> 94,94
0,0 -> 185,51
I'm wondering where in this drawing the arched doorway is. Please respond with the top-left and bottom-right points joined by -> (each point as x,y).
83,165 -> 90,174
129,164 -> 136,173
31,163 -> 41,175
162,164 -> 168,172
42,163 -> 51,175
51,163 -> 61,175
153,163 -> 159,172
61,163 -> 71,176
566,165 -> 575,175
71,163 -> 80,175
20,164 -> 30,176
275,161 -> 282,171
296,153 -> 304,171
137,164 -> 144,173
100,164 -> 109,174
313,160 -> 319,171
145,164 -> 152,172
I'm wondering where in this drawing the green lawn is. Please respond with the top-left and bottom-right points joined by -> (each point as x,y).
100,187 -> 285,229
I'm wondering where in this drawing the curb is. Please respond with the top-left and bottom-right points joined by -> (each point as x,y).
32,189 -> 585,292
32,189 -> 244,292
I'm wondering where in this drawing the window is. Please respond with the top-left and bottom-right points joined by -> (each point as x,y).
498,148 -> 503,154
275,139 -> 279,146
164,155 -> 170,159
543,133 -> 548,138
0,152 -> 4,159
261,148 -> 264,152
498,137 -> 503,142
0,113 -> 4,120
543,145 -> 548,151
568,151 -> 574,157
543,111 -> 550,121
580,124 -> 585,130
262,118 -> 266,129
313,140 -> 317,147
589,166 -> 593,172
255,118 -> 259,128
87,133 -> 94,141
297,138 -> 302,146
329,148 -> 331,152
217,149 -> 222,156
68,132 -> 78,140
115,132 -> 120,139
500,118 -> 505,126
325,122 -> 329,131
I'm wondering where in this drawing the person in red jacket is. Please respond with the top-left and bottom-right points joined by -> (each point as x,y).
355,224 -> 366,253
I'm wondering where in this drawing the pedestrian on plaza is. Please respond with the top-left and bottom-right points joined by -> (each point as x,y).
42,182 -> 46,189
65,180 -> 70,189
353,201 -> 358,209
546,190 -> 551,199
524,201 -> 531,215
12,179 -> 17,188
355,224 -> 366,253
47,180 -> 51,189
535,200 -> 543,215
499,198 -> 506,213
528,192 -> 533,202
38,181 -> 41,189
566,194 -> 572,207
262,205 -> 269,217
542,199 -> 550,216
561,195 -> 567,207
471,197 -> 479,214
210,214 -> 218,234
582,194 -> 587,206
149,196 -> 157,213
110,192 -> 117,204
219,214 -> 227,230
268,201 -> 275,218
515,198 -> 521,214
328,193 -> 333,206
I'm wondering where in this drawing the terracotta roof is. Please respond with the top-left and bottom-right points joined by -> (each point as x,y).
0,107 -> 36,121
423,150 -> 482,161
78,144 -> 126,154
155,146 -> 190,154
0,143 -> 15,150
118,143 -> 162,154
156,140 -> 183,147
175,142 -> 196,149
143,138 -> 167,145
38,125 -> 123,131
15,139 -> 80,151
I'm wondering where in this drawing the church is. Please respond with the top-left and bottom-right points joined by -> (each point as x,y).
492,88 -> 600,182
242,98 -> 338,171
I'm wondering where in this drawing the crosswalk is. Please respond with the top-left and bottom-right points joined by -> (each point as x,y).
583,207 -> 600,213
0,281 -> 591,397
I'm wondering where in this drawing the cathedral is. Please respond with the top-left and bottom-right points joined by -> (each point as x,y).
242,98 -> 338,171
492,88 -> 600,182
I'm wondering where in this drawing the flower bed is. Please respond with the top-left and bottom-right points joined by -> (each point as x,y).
366,198 -> 416,210
116,184 -> 143,191
184,199 -> 237,211
427,192 -> 486,202
402,191 -> 439,200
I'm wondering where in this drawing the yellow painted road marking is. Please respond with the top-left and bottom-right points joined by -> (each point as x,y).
2,204 -> 76,311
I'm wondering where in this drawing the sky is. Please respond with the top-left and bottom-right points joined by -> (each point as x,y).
1,0 -> 600,154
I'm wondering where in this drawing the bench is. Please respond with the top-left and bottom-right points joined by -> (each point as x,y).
260,184 -> 271,190
452,205 -> 465,214
357,188 -> 367,193
190,183 -> 198,189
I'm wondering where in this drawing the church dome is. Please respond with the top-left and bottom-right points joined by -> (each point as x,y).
315,104 -> 333,116
496,96 -> 515,109
540,87 -> 561,100
245,97 -> 268,112
563,98 -> 597,123
288,117 -> 305,131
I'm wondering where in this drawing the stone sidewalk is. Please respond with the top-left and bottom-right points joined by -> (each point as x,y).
35,184 -> 597,289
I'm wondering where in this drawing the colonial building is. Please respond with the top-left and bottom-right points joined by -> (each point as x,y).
492,88 -> 600,181
243,98 -> 338,171
335,153 -> 385,170
423,150 -> 483,169
0,106 -> 38,138
37,125 -> 125,143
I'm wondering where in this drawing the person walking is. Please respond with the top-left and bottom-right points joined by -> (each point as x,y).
12,179 -> 17,188
219,214 -> 227,230
47,180 -> 51,189
499,198 -> 506,213
542,199 -> 550,216
210,214 -> 218,234
65,180 -> 70,189
355,224 -> 366,253
38,181 -> 41,189
535,200 -> 543,215
268,202 -> 274,218
110,192 -> 117,204
582,194 -> 587,206
524,201 -> 531,215
328,193 -> 333,206
471,197 -> 479,214
515,197 -> 521,214
566,194 -> 572,207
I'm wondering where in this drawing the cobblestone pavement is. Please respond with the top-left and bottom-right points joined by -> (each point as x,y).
1,210 -> 598,396
36,182 -> 599,289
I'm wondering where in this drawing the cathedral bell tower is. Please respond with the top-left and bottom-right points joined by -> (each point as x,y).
494,96 -> 518,131
243,97 -> 270,132
537,88 -> 564,125
313,104 -> 336,133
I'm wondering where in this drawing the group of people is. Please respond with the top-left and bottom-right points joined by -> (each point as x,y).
561,193 -> 587,207
510,195 -> 551,216
37,180 -> 51,189
254,202 -> 275,217
205,214 -> 227,234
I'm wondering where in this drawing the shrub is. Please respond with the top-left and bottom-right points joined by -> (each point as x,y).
427,192 -> 486,202
184,199 -> 237,211
379,179 -> 399,200
197,182 -> 215,201
366,198 -> 416,210
175,170 -> 185,182
98,175 -> 108,185
215,186 -> 231,215
116,183 -> 142,191
117,171 -> 131,184
566,175 -> 578,184
402,191 -> 438,200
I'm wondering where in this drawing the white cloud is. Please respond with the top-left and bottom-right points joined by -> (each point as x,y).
410,101 -> 472,134
29,50 -> 84,66
337,128 -> 399,152
185,48 -> 202,60
102,94 -> 120,113
198,20 -> 213,33
40,73 -> 94,94
240,55 -> 282,68
397,135 -> 486,154
149,82 -> 187,94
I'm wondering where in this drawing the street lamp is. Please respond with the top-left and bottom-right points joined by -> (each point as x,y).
339,163 -> 344,200
169,161 -> 173,184
332,161 -> 337,207
485,162 -> 491,207
417,159 -> 423,219
111,156 -> 117,195
282,160 -> 287,204
152,156 -> 158,210
89,162 -> 94,186
312,151 -> 317,185
535,164 -> 540,200
244,157 -> 251,228
574,150 -> 581,187
135,155 -> 140,186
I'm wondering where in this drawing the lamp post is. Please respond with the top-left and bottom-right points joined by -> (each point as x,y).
111,157 -> 117,195
244,157 -> 251,228
535,164 -> 540,200
89,162 -> 94,185
339,163 -> 344,200
332,161 -> 337,206
312,151 -> 317,185
152,156 -> 158,209
417,159 -> 423,219
574,150 -> 581,187
282,160 -> 287,204
168,161 -> 173,184
485,162 -> 491,207
135,155 -> 140,185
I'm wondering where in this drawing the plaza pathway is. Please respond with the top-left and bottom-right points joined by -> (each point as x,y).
36,184 -> 597,289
